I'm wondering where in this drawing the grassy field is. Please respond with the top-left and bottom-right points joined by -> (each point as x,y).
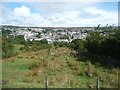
2,46 -> 119,88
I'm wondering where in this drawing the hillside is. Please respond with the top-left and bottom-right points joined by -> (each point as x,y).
2,47 -> 119,88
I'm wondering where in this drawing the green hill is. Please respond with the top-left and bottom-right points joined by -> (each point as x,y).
2,47 -> 119,88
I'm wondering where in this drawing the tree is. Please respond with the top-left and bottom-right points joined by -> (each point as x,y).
40,39 -> 48,44
13,35 -> 26,45
71,39 -> 87,53
85,32 -> 105,54
85,27 -> 120,60
2,36 -> 16,58
94,24 -> 101,31
2,28 -> 12,35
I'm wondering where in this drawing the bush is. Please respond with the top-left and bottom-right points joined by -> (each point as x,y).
70,39 -> 87,53
2,36 -> 16,58
20,39 -> 49,51
13,35 -> 26,45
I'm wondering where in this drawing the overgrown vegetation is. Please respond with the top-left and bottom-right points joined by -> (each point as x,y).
69,26 -> 120,68
2,47 -> 119,88
20,39 -> 49,51
85,29 -> 120,60
2,25 -> 120,88
2,36 -> 16,58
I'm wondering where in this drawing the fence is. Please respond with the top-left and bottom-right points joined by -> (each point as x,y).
44,76 -> 119,90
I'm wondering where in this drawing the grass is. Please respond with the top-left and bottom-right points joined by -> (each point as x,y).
2,47 -> 120,88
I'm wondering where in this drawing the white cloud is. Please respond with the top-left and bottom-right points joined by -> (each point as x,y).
13,5 -> 30,17
1,3 -> 118,27
47,6 -> 118,26
2,5 -> 50,26
85,7 -> 118,25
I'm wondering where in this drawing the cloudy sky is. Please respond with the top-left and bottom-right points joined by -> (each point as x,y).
1,1 -> 119,27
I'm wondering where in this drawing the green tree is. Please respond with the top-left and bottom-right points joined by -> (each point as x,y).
71,39 -> 87,52
2,36 -> 16,58
14,35 -> 26,45
85,32 -> 105,54
40,39 -> 48,44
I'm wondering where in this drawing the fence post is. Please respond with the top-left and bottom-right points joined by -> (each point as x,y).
46,76 -> 48,90
96,76 -> 100,90
118,69 -> 120,90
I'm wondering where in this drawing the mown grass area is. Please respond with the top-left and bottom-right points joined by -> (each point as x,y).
2,47 -> 119,88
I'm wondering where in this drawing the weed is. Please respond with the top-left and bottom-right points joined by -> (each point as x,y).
85,61 -> 94,77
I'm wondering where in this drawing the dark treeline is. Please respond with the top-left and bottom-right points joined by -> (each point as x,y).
85,30 -> 120,60
69,26 -> 120,67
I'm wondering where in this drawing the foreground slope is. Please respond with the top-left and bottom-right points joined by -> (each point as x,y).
2,47 -> 119,88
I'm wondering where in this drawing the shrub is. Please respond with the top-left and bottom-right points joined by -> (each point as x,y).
29,61 -> 40,69
2,36 -> 16,58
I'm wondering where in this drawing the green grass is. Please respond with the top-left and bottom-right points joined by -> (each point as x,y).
2,47 -> 119,88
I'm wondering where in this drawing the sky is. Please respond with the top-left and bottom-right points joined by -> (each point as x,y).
0,1 -> 119,27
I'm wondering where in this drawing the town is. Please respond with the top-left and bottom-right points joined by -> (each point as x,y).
1,25 -> 99,43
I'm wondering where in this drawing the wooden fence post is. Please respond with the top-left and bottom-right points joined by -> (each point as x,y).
97,76 -> 100,90
46,76 -> 48,90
